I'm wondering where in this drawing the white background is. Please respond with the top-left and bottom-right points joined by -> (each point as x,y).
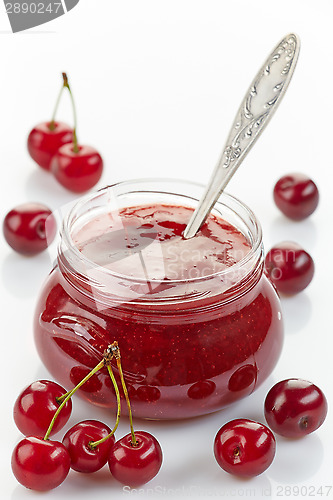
1,1 -> 333,499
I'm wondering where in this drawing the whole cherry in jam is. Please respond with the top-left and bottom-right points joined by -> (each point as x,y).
3,203 -> 57,255
50,73 -> 103,193
108,431 -> 163,486
264,241 -> 314,295
273,173 -> 319,220
27,121 -> 73,171
13,380 -> 72,438
264,378 -> 328,438
11,436 -> 71,491
62,420 -> 115,473
214,419 -> 276,477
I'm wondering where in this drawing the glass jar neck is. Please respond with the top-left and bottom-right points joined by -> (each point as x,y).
57,179 -> 264,312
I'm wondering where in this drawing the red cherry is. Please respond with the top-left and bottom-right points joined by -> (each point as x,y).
264,241 -> 314,295
264,378 -> 328,438
3,203 -> 57,255
62,420 -> 115,473
11,436 -> 70,491
13,380 -> 72,438
108,431 -> 163,486
27,122 -> 73,171
273,173 -> 319,220
214,419 -> 276,477
51,144 -> 103,193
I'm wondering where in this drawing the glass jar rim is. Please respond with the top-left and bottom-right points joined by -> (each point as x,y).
59,177 -> 263,287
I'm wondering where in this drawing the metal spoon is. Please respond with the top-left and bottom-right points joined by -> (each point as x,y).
183,33 -> 300,239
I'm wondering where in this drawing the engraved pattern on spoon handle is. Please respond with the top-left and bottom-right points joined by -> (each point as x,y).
184,33 -> 300,239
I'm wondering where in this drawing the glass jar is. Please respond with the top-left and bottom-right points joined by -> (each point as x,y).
34,179 -> 283,419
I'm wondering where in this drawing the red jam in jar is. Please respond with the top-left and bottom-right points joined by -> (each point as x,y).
34,179 -> 283,419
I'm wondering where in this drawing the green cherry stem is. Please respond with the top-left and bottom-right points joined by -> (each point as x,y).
43,359 -> 104,441
89,364 -> 121,449
62,72 -> 79,153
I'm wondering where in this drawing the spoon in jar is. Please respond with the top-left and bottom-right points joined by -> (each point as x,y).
183,33 -> 300,239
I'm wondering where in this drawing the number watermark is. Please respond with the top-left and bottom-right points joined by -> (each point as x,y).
276,485 -> 332,497
5,2 -> 62,14
121,484 -> 333,497
3,0 -> 80,33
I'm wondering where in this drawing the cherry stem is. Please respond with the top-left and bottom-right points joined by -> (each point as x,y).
43,359 -> 104,441
89,364 -> 121,449
62,72 -> 79,153
115,350 -> 137,447
49,75 -> 66,130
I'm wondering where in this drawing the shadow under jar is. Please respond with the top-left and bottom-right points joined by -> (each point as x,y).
34,179 -> 283,419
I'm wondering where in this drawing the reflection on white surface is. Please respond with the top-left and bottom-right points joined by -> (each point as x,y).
280,294 -> 313,334
267,216 -> 318,251
24,169 -> 78,212
268,433 -> 324,483
1,251 -> 54,298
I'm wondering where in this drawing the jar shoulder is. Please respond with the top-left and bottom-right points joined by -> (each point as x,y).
35,265 -> 281,323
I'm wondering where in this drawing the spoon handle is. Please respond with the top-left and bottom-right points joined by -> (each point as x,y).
183,33 -> 300,239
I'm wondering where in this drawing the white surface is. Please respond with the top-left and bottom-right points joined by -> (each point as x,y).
1,1 -> 333,499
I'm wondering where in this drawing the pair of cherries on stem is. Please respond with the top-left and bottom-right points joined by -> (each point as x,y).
12,342 -> 162,491
27,73 -> 103,193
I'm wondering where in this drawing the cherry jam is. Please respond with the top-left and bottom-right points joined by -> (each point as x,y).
34,180 -> 283,419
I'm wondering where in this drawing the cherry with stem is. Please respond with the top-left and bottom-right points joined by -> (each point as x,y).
61,347 -> 122,473
12,346 -> 119,489
44,358 -> 105,440
107,342 -> 163,487
12,341 -> 163,489
27,74 -> 73,170
50,73 -> 104,193
13,379 -> 72,437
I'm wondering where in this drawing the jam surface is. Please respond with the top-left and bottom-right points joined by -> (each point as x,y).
34,204 -> 283,419
73,204 -> 251,280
